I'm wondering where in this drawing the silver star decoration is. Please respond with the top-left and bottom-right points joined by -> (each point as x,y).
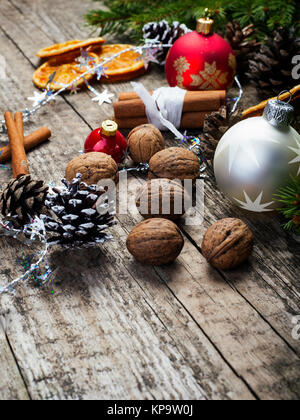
135,46 -> 145,55
94,65 -> 107,81
68,84 -> 80,95
27,91 -> 48,107
234,191 -> 274,213
76,48 -> 95,70
289,135 -> 300,176
142,48 -> 160,69
91,89 -> 115,106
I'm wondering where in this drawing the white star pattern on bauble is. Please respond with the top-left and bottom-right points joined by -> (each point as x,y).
91,90 -> 115,106
289,136 -> 300,176
234,191 -> 274,212
216,132 -> 280,174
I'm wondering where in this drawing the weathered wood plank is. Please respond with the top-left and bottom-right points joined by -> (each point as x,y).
34,0 -> 300,357
16,0 -> 300,362
0,2 -> 256,400
1,0 -> 300,400
118,176 -> 300,400
0,312 -> 30,400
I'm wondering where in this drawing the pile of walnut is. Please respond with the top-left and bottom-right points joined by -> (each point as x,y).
65,123 -> 254,268
128,126 -> 200,266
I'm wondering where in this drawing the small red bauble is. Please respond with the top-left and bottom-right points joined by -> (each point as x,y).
84,120 -> 127,164
165,18 -> 236,91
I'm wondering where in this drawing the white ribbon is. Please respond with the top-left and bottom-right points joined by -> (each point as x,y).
131,82 -> 187,140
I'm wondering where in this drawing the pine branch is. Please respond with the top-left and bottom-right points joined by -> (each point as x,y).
85,0 -> 300,40
275,176 -> 300,235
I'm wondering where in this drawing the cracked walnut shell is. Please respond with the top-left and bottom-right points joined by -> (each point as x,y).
126,218 -> 184,265
65,152 -> 118,185
148,147 -> 200,181
128,124 -> 165,163
201,218 -> 254,270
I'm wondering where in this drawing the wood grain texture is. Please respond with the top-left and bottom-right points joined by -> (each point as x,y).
0,0 -> 299,401
0,313 -> 30,400
0,0 -> 254,401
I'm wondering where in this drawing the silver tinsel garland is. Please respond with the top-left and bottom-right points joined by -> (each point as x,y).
0,42 -> 172,136
0,41 -> 242,294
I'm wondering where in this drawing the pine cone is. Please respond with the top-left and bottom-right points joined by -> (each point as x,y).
143,20 -> 191,64
226,21 -> 261,75
0,175 -> 48,227
246,27 -> 300,97
42,173 -> 115,248
200,106 -> 242,160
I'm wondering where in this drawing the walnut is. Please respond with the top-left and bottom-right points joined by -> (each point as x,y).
148,147 -> 200,181
136,178 -> 191,221
126,218 -> 184,265
65,152 -> 118,185
201,218 -> 254,270
128,124 -> 165,163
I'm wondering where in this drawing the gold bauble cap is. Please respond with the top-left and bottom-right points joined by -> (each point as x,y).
196,18 -> 214,35
101,120 -> 118,136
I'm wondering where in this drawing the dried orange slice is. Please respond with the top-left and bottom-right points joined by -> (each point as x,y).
33,52 -> 99,91
36,38 -> 105,58
94,44 -> 146,82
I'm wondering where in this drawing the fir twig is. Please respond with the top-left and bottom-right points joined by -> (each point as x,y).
85,0 -> 300,41
275,176 -> 300,235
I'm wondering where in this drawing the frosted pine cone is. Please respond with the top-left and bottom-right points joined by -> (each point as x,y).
42,173 -> 116,248
143,20 -> 191,64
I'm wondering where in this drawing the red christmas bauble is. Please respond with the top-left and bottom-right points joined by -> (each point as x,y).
84,121 -> 127,164
165,30 -> 236,91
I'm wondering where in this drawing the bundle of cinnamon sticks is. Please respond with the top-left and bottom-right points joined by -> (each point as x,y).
114,90 -> 226,129
1,112 -> 51,178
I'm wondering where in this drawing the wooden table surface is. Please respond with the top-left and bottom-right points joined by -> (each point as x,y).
0,0 -> 299,401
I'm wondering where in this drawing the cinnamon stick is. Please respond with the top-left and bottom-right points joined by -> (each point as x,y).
0,127 -> 51,164
4,112 -> 29,178
115,90 -> 226,118
115,111 -> 210,130
14,112 -> 24,142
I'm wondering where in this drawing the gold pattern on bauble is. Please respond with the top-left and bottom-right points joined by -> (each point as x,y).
190,62 -> 228,90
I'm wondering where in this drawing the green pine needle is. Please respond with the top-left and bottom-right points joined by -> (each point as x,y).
84,0 -> 300,40
275,176 -> 300,235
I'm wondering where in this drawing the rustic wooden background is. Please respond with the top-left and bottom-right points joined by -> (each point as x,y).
0,0 -> 299,401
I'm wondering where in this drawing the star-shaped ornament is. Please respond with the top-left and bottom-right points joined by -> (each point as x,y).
68,84 -> 80,95
135,46 -> 145,56
27,91 -> 48,107
289,135 -> 300,176
91,89 -> 115,106
76,48 -> 96,70
93,65 -> 107,81
234,191 -> 274,213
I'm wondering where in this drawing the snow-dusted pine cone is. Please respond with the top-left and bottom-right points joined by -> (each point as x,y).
42,173 -> 116,247
246,27 -> 300,96
0,175 -> 48,227
143,20 -> 191,64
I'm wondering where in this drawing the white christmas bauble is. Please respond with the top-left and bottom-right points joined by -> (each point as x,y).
214,101 -> 300,213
